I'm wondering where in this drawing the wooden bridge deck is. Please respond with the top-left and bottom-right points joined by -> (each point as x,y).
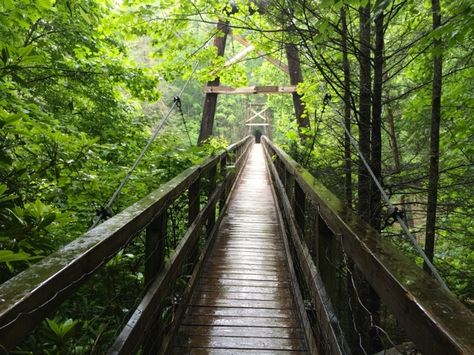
171,144 -> 308,354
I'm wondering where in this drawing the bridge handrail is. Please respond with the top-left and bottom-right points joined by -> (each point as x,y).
262,136 -> 474,355
0,135 -> 254,351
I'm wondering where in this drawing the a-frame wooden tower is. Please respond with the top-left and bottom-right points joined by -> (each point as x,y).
197,21 -> 308,143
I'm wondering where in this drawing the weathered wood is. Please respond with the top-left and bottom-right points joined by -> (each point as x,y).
0,136 -> 253,351
230,33 -> 289,73
219,154 -> 227,211
198,20 -> 229,143
143,211 -> 168,354
262,136 -> 474,355
0,165 -> 201,349
285,42 -> 309,134
175,335 -> 306,351
108,183 -> 224,355
221,44 -> 254,69
110,137 -> 254,354
294,181 -> 305,232
318,216 -> 339,303
170,145 -> 308,354
145,211 -> 167,287
188,178 -> 200,226
204,85 -> 297,95
271,165 -> 320,355
263,141 -> 347,355
206,165 -> 217,234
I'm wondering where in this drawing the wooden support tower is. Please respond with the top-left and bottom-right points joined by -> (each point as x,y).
197,22 -> 306,144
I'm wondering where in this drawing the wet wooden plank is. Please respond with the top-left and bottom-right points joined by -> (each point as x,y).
199,274 -> 285,282
199,278 -> 288,288
171,144 -> 308,353
182,315 -> 300,328
210,250 -> 286,258
215,243 -> 284,250
189,299 -> 294,310
196,285 -> 285,295
173,349 -> 306,355
202,272 -> 289,281
191,290 -> 293,301
175,335 -> 306,350
179,325 -> 303,338
186,307 -> 296,318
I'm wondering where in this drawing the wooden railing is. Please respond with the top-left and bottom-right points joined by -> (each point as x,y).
262,136 -> 474,355
0,136 -> 254,352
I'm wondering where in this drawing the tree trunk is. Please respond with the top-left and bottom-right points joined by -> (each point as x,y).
384,76 -> 401,173
198,20 -> 229,144
357,3 -> 371,221
370,11 -> 384,231
424,0 -> 443,271
285,42 -> 310,137
341,6 -> 352,208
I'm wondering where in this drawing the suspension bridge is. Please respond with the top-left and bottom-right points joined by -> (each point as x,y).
0,17 -> 473,355
0,135 -> 473,354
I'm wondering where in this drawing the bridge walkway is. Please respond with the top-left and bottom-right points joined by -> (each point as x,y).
171,144 -> 309,354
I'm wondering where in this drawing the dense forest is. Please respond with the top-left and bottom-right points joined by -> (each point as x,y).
0,0 -> 472,353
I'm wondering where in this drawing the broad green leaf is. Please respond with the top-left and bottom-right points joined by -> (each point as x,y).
35,0 -> 54,10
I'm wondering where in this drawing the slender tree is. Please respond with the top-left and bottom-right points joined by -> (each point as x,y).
341,6 -> 353,208
370,9 -> 385,231
424,0 -> 443,270
357,2 -> 372,222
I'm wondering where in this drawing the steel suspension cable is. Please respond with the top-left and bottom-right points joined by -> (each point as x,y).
90,62 -> 200,230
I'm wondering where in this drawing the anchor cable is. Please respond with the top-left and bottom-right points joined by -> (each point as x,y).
312,73 -> 449,290
90,62 -> 200,229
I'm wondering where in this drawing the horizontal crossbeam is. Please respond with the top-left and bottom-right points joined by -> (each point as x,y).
204,85 -> 296,94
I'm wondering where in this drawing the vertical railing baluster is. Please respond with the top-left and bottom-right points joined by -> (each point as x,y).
286,171 -> 295,210
188,177 -> 200,227
310,208 -> 320,267
145,210 -> 168,288
188,175 -> 201,267
318,217 -> 338,303
143,209 -> 168,354
220,154 -> 227,210
206,164 -> 217,236
294,182 -> 305,232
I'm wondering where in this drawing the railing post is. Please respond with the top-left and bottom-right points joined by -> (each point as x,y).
219,154 -> 227,210
145,211 -> 167,288
309,207 -> 320,265
279,159 -> 287,187
317,217 -> 338,303
294,182 -> 305,232
286,171 -> 295,210
188,177 -> 201,226
188,176 -> 201,268
143,210 -> 167,354
206,164 -> 217,235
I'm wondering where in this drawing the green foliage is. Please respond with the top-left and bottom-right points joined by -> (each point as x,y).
0,0 -> 472,351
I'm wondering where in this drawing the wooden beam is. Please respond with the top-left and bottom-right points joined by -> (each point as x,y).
246,107 -> 268,122
286,42 -> 309,133
245,123 -> 270,126
204,85 -> 296,95
262,137 -> 474,355
231,33 -> 289,73
224,45 -> 254,68
198,20 -> 230,144
0,136 -> 254,351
